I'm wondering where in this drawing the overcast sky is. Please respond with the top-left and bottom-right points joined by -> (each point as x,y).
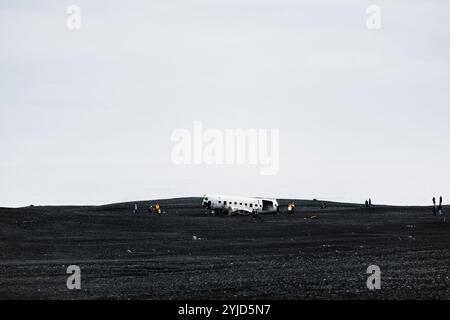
1,0 -> 449,207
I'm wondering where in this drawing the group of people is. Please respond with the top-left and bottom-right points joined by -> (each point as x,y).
364,198 -> 372,208
432,197 -> 444,216
133,203 -> 162,215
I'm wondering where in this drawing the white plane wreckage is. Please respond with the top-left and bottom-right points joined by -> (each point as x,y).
202,195 -> 279,216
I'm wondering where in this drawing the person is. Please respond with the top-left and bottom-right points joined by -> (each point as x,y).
433,197 -> 437,216
438,196 -> 443,215
369,198 -> 372,207
287,202 -> 295,213
365,200 -> 369,208
134,203 -> 138,214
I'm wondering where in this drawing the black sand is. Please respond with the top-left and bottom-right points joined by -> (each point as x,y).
1,198 -> 449,299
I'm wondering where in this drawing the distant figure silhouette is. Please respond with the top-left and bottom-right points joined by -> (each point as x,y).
438,196 -> 443,215
365,200 -> 369,208
369,198 -> 372,207
134,203 -> 138,214
432,197 -> 437,216
287,202 -> 295,213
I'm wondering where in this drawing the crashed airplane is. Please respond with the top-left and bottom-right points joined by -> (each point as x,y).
202,194 -> 279,215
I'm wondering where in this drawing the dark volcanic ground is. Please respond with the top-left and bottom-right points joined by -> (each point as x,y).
1,198 -> 449,299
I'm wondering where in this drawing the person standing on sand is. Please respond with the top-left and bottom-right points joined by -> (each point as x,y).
134,203 -> 138,214
365,200 -> 369,208
369,198 -> 372,207
432,197 -> 437,216
438,196 -> 443,215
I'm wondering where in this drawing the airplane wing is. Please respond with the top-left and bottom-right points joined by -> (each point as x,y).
229,206 -> 252,215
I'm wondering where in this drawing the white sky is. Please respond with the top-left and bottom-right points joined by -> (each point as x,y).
1,0 -> 449,207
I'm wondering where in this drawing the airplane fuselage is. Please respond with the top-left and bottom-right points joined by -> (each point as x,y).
202,195 -> 279,215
